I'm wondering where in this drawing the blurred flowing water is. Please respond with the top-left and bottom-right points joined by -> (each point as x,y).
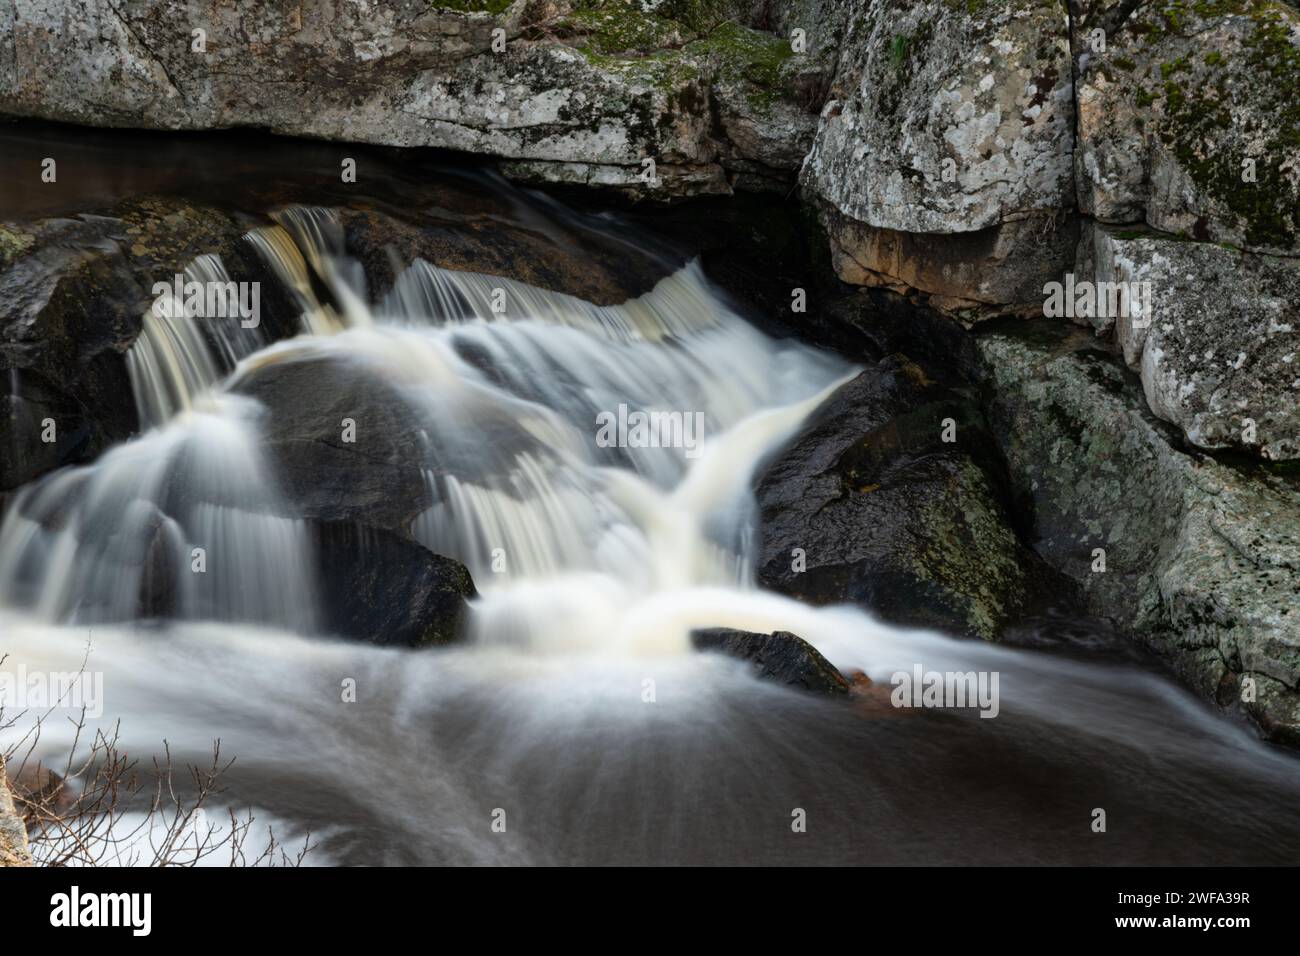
1,152 -> 1298,864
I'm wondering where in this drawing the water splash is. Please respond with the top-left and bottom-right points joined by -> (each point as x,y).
1,207 -> 855,647
0,395 -> 317,629
126,254 -> 265,428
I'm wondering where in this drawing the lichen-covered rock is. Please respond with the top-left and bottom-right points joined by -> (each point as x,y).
1080,223 -> 1300,460
0,760 -> 32,867
755,358 -> 1036,640
976,321 -> 1300,744
799,0 -> 1076,307
1072,0 -> 1300,255
0,0 -> 816,198
804,0 -> 1075,234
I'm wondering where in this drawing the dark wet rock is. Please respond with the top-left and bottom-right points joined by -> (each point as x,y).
231,355 -> 435,533
335,202 -> 671,307
691,627 -> 849,695
975,320 -> 1300,744
314,521 -> 476,648
755,356 -> 1037,640
0,196 -> 295,491
137,506 -> 182,621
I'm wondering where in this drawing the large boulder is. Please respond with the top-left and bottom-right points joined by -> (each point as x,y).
1071,0 -> 1300,255
1077,223 -> 1300,460
0,0 -> 819,199
976,320 -> 1300,744
333,202 -> 671,307
799,0 -> 1076,312
755,354 -> 1038,640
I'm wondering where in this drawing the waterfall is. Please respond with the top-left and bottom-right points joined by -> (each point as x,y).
126,254 -> 266,428
4,200 -> 1300,867
0,207 -> 855,646
0,395 -> 318,630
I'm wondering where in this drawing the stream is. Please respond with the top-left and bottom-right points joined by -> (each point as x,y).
2,127 -> 1298,866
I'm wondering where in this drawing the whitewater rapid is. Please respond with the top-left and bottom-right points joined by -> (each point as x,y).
3,206 -> 1298,865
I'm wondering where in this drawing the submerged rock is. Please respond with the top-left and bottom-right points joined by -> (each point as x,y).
691,627 -> 849,695
976,320 -> 1300,745
314,522 -> 476,648
334,202 -> 670,307
755,356 -> 1037,640
232,354 -> 438,533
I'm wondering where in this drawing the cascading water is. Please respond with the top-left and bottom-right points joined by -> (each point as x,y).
127,253 -> 267,428
3,199 -> 1300,866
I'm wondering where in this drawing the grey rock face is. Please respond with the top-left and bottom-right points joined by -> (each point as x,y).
799,0 -> 1076,306
0,0 -> 817,198
1072,0 -> 1300,255
976,322 -> 1300,745
1081,224 -> 1300,461
803,0 -> 1075,233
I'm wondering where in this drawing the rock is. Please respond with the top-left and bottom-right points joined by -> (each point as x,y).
1079,222 -> 1300,460
0,760 -> 31,867
0,0 -> 817,199
334,201 -> 672,307
314,521 -> 476,647
821,204 -> 1079,318
753,0 -> 851,79
691,627 -> 850,695
975,320 -> 1300,745
0,197 -> 281,492
755,356 -> 1037,640
231,354 -> 436,533
800,0 -> 1076,308
1071,0 -> 1300,255
231,341 -> 560,532
697,22 -> 820,190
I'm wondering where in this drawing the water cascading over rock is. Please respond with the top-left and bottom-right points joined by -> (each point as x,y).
0,207 -> 857,651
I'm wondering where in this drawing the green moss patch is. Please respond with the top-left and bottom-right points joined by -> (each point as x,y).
685,21 -> 795,105
1134,1 -> 1300,248
433,0 -> 515,15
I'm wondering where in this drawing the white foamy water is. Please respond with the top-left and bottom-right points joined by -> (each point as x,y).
3,207 -> 1298,865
